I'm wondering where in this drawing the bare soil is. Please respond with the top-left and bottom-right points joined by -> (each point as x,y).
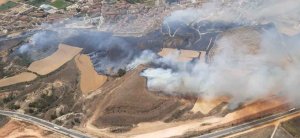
0,119 -> 68,138
86,66 -> 193,128
191,96 -> 229,115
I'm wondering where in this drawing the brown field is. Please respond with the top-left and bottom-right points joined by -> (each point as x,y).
191,96 -> 229,115
0,0 -> 7,5
222,97 -> 286,122
91,66 -> 188,127
180,49 -> 200,58
0,72 -> 37,87
158,48 -> 177,57
75,54 -> 107,94
80,66 -> 195,138
177,57 -> 193,62
158,48 -> 200,62
28,44 -> 82,75
0,119 -> 68,138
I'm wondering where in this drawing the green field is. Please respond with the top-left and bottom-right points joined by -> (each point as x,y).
27,0 -> 48,7
26,0 -> 70,9
51,0 -> 70,9
0,1 -> 17,11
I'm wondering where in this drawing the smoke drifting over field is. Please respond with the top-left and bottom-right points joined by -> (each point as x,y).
16,28 -> 162,75
136,0 -> 300,107
13,0 -> 300,107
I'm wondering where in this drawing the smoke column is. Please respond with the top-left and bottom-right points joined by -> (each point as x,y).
132,0 -> 300,106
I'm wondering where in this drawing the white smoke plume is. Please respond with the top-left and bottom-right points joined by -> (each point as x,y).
165,0 -> 300,32
133,0 -> 300,106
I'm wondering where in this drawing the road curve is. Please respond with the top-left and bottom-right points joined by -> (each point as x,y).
1,109 -> 298,138
0,110 -> 92,138
196,109 -> 299,138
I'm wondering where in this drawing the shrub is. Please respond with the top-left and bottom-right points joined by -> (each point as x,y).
117,69 -> 126,77
8,104 -> 20,110
16,53 -> 32,67
3,94 -> 15,103
50,114 -> 57,120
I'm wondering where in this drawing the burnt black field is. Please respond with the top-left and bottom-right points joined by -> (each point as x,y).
8,21 -> 276,76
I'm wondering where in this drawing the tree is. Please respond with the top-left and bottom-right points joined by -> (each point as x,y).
117,69 -> 126,77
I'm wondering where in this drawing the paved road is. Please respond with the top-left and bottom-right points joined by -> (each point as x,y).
0,110 -> 92,138
0,109 -> 298,138
196,108 -> 299,138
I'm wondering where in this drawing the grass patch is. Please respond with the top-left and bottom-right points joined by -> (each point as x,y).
0,1 -> 17,11
126,0 -> 142,4
51,0 -> 69,9
27,0 -> 48,6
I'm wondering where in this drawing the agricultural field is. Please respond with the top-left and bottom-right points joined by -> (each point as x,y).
25,0 -> 70,8
51,0 -> 70,9
0,1 -> 17,11
75,54 -> 107,94
158,48 -> 200,62
28,44 -> 82,76
0,72 -> 37,88
0,0 -> 7,5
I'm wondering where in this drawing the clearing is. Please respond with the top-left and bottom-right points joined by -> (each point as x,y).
28,44 -> 82,75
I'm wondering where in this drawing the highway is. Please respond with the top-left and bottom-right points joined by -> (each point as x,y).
0,110 -> 92,138
0,109 -> 298,138
196,108 -> 299,138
